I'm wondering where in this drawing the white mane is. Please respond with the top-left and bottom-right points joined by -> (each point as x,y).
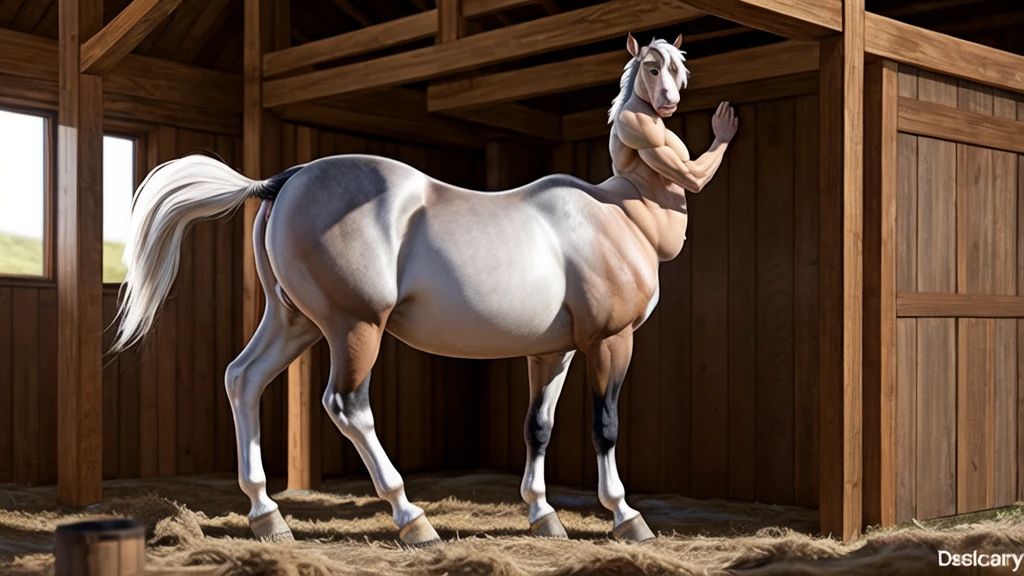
607,38 -> 690,124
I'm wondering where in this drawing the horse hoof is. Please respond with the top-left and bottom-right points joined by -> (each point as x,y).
611,514 -> 655,543
530,512 -> 568,539
250,509 -> 294,542
399,514 -> 441,547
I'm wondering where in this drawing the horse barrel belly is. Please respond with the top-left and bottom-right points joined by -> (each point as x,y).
387,199 -> 575,359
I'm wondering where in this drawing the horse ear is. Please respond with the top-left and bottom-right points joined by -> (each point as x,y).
626,32 -> 639,57
673,34 -> 683,49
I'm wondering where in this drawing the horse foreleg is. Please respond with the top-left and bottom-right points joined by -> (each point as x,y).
521,351 -> 574,538
321,320 -> 439,547
226,303 -> 321,541
585,329 -> 655,542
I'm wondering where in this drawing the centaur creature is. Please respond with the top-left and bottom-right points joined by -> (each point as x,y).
112,33 -> 737,545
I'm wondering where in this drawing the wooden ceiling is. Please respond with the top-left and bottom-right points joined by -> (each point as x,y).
1,0 -> 1020,77
0,0 -> 1020,143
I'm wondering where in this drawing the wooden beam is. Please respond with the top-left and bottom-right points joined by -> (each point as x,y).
897,293 -> 1024,318
263,12 -> 435,79
262,0 -> 703,108
80,0 -> 183,75
438,0 -> 464,44
444,104 -> 561,141
897,97 -> 1024,155
0,27 -> 241,114
862,60 -> 898,530
865,13 -> 1024,96
429,39 -> 816,112
818,0 -> 864,542
279,103 -> 485,148
561,71 -> 819,141
263,0 -> 545,79
680,0 -> 840,38
57,0 -> 104,507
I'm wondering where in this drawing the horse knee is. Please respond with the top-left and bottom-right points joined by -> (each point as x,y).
225,361 -> 250,405
322,381 -> 373,434
525,407 -> 554,456
591,394 -> 619,454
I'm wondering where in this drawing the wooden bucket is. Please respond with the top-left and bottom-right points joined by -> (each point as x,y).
54,518 -> 145,576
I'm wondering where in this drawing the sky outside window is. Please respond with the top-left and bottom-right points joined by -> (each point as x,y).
0,109 -> 45,277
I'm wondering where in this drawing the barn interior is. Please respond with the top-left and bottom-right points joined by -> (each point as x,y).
1,0 -> 1024,572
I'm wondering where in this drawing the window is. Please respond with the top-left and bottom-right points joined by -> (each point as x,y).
103,135 -> 136,284
0,109 -> 47,277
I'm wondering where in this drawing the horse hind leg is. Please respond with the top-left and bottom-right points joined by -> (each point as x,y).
320,318 -> 440,547
226,297 -> 320,541
521,351 -> 574,538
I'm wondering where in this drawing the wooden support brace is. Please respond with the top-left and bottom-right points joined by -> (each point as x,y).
818,0 -> 864,542
57,0 -> 104,507
438,0 -> 464,44
80,0 -> 183,75
862,59 -> 898,530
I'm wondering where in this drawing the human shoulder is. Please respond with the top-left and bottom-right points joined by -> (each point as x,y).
613,107 -> 666,150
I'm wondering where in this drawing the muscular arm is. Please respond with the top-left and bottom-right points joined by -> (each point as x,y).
638,134 -> 728,193
618,102 -> 737,193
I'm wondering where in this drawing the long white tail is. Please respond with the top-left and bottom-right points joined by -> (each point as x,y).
111,154 -> 281,353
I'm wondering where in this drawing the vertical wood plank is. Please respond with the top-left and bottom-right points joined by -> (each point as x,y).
37,288 -> 57,483
956,82 -> 994,514
818,0 -> 865,536
992,92 -> 1018,509
862,61 -> 898,528
1018,97 -> 1024,503
725,106 -> 755,502
0,287 -> 11,482
794,94 -> 820,509
686,111 -> 729,499
117,342 -> 141,479
101,293 -> 119,479
12,288 -> 39,485
755,98 -> 795,505
57,0 -> 104,506
913,71 -> 958,520
437,0 -> 463,44
894,65 -> 918,524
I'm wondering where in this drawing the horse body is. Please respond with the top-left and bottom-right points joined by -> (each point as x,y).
112,33 -> 738,546
267,154 -> 660,360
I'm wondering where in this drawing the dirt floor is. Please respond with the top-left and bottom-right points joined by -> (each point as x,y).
1,471 -> 1023,575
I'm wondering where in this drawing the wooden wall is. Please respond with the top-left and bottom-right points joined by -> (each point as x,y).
479,92 -> 822,507
893,66 -> 1024,522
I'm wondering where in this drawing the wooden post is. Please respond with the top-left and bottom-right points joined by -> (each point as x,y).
57,0 -> 104,507
818,0 -> 864,541
55,518 -> 144,576
287,125 -> 322,491
862,59 -> 898,529
438,0 -> 464,44
241,0 -> 267,346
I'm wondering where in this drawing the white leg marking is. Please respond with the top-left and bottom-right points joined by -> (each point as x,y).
597,446 -> 639,527
521,352 -> 574,524
227,307 -> 319,521
323,377 -> 423,528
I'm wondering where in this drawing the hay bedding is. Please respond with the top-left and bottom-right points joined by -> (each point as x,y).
0,472 -> 1022,575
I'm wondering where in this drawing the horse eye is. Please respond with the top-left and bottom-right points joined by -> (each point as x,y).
649,68 -> 659,76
